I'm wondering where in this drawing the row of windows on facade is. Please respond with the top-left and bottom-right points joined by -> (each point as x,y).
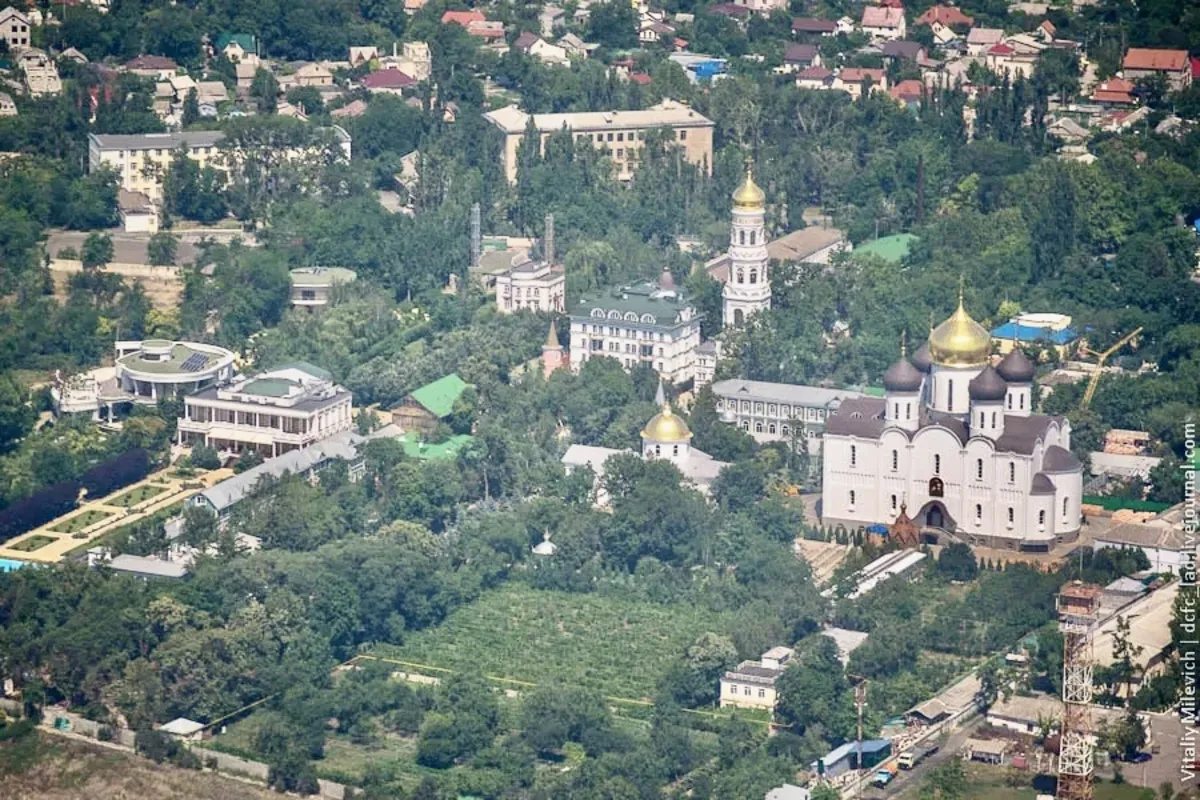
926,381 -> 1028,413
726,684 -> 767,698
589,340 -> 662,357
184,407 -> 334,433
115,146 -> 217,159
554,128 -> 689,145
578,325 -> 678,341
588,309 -> 665,324
852,490 -> 1068,528
738,419 -> 817,438
853,445 -> 1026,484
734,230 -> 761,247
733,267 -> 762,284
723,400 -> 828,420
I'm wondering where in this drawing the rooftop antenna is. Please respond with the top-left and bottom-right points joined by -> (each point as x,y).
469,202 -> 481,270
544,212 -> 555,265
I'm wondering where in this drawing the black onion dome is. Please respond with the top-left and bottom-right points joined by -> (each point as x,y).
911,341 -> 933,373
968,365 -> 1008,401
883,358 -> 923,392
997,348 -> 1035,383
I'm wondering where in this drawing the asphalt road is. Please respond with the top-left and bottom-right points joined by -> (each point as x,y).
861,720 -> 983,799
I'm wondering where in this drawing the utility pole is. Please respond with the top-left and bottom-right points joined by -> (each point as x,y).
851,674 -> 868,798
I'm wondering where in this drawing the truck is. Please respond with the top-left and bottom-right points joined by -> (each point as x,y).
897,743 -> 939,770
872,764 -> 899,787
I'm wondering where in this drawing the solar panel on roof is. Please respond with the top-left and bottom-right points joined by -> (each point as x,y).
181,353 -> 209,372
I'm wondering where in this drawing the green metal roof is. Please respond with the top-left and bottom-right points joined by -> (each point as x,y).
408,374 -> 469,418
400,433 -> 474,460
215,33 -> 258,53
241,378 -> 296,397
854,233 -> 917,264
571,280 -> 698,327
269,361 -> 333,381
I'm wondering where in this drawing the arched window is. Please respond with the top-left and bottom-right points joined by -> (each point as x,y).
1008,462 -> 1015,482
672,444 -> 679,456
1038,509 -> 1045,527
749,231 -> 756,245
980,412 -> 985,428
1063,497 -> 1069,516
892,449 -> 898,471
975,503 -> 982,522
755,422 -> 763,433
768,423 -> 777,435
749,269 -> 758,284
734,309 -> 745,326
905,403 -> 911,420
934,454 -> 941,474
1007,394 -> 1012,410
976,459 -> 983,480
991,412 -> 997,426
850,445 -> 857,467
891,494 -> 897,511
781,424 -> 789,435
849,490 -> 856,507
736,269 -> 744,284
1008,507 -> 1014,524
739,230 -> 746,245
948,380 -> 954,411
1020,394 -> 1025,410
655,444 -> 661,456
894,403 -> 899,418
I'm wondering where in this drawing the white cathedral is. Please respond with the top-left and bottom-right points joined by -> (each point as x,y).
820,296 -> 1084,551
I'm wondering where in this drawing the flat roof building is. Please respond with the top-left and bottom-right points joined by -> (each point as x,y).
89,131 -> 226,202
711,378 -> 865,453
177,362 -> 353,458
720,646 -> 794,711
289,267 -> 357,309
485,100 -> 714,183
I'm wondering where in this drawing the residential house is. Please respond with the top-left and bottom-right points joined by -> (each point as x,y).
539,5 -> 565,37
289,267 -> 357,309
495,253 -> 566,314
485,100 -> 714,183
914,4 -> 972,28
836,67 -> 888,98
21,52 -> 62,96
124,54 -> 179,79
1091,505 -> 1189,574
331,98 -> 367,119
0,91 -> 14,117
890,78 -> 924,105
1046,116 -> 1089,144
1091,76 -> 1136,106
168,73 -> 197,101
639,17 -> 676,45
235,61 -> 258,91
791,17 -> 837,36
404,0 -> 426,13
928,20 -> 960,46
795,65 -> 834,89
860,6 -> 906,40
0,6 -> 30,50
879,39 -> 927,64
380,41 -> 432,81
291,62 -> 334,87
390,373 -> 470,434
985,42 -> 1036,78
177,362 -> 354,458
514,32 -> 569,66
360,68 -> 416,95
195,80 -> 229,106
441,10 -> 504,40
720,647 -> 794,710
781,43 -> 821,71
215,33 -> 258,65
730,0 -> 787,14
708,3 -> 753,21
1122,48 -> 1191,91
558,32 -> 599,59
441,9 -> 486,26
348,46 -> 379,67
965,27 -> 1003,56
59,47 -> 89,64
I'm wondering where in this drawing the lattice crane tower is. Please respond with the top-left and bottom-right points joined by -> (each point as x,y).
1056,581 -> 1102,800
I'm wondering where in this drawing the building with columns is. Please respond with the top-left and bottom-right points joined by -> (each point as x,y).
821,294 -> 1083,551
177,362 -> 353,458
722,165 -> 772,328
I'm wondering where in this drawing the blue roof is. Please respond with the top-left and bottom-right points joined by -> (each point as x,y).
991,322 -> 1078,345
867,523 -> 889,534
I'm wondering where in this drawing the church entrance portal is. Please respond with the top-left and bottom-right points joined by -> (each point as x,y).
916,501 -> 955,544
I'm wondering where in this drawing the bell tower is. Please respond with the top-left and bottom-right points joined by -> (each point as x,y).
722,162 -> 771,329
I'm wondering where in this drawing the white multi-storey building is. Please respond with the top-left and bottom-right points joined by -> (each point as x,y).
177,362 -> 353,458
711,379 -> 865,453
568,268 -> 704,385
722,165 -> 771,328
494,254 -> 566,314
88,131 -> 226,202
821,295 -> 1083,551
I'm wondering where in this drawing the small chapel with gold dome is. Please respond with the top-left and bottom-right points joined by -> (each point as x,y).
820,292 -> 1083,551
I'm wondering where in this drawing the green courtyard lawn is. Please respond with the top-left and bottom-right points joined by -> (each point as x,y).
370,583 -> 735,700
8,534 -> 57,552
901,763 -> 1156,800
107,483 -> 167,508
48,509 -> 113,534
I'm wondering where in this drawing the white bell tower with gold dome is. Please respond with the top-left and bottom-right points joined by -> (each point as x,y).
722,163 -> 771,329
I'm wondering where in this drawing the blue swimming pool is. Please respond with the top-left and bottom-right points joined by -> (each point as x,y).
0,557 -> 30,572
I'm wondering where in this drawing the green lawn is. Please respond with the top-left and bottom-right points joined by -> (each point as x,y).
9,535 -> 57,552
48,509 -> 112,534
107,483 -> 167,508
371,584 -> 734,700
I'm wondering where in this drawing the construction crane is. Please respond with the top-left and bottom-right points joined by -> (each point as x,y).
1079,327 -> 1143,410
1056,582 -> 1102,800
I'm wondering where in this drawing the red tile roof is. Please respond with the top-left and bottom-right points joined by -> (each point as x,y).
792,17 -> 837,33
915,5 -> 973,27
630,72 -> 652,85
988,42 -> 1015,56
1122,47 -> 1189,72
441,9 -> 485,26
361,69 -> 416,90
890,78 -> 924,100
840,67 -> 886,83
797,65 -> 833,80
1193,56 -> 1200,78
1092,77 -> 1136,105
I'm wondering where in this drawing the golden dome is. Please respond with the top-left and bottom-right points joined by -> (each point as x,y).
732,164 -> 765,210
641,405 -> 692,443
929,292 -> 991,367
